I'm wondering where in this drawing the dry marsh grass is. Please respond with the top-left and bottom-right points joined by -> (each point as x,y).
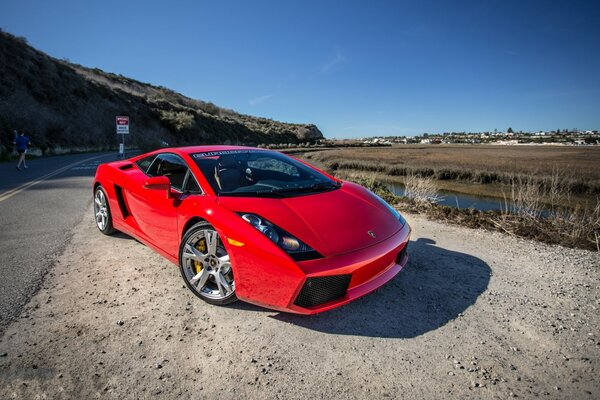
346,172 -> 600,252
304,145 -> 600,198
403,172 -> 442,206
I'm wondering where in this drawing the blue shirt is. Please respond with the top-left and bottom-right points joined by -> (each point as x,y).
15,136 -> 29,151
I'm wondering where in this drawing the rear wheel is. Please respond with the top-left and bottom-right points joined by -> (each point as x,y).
179,222 -> 237,305
94,186 -> 115,235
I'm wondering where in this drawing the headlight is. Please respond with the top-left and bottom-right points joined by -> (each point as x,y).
369,190 -> 406,226
258,225 -> 279,243
238,213 -> 322,260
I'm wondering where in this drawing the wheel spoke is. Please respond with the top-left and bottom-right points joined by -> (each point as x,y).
205,230 -> 218,255
95,197 -> 102,207
215,276 -> 224,296
183,244 -> 206,262
218,254 -> 230,263
220,262 -> 232,274
217,272 -> 231,295
190,268 -> 209,288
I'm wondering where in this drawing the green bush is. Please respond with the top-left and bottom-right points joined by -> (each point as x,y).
159,110 -> 195,131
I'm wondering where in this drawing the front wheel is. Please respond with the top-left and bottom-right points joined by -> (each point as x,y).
179,222 -> 237,305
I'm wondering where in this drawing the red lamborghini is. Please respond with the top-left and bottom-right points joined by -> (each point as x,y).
93,146 -> 410,314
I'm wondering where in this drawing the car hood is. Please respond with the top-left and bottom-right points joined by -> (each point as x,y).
216,182 -> 402,258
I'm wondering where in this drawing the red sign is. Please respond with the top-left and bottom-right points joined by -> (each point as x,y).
116,116 -> 129,134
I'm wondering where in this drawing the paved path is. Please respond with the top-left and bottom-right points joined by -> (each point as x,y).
0,152 -> 135,332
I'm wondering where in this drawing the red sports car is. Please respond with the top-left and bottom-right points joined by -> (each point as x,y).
93,146 -> 410,314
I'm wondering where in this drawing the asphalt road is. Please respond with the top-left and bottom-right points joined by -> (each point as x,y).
0,151 -> 135,332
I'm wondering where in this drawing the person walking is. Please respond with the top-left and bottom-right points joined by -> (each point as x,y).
14,130 -> 30,170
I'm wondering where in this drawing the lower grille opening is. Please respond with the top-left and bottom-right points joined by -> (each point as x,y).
294,274 -> 351,308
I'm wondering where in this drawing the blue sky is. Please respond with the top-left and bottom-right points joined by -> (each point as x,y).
1,0 -> 599,138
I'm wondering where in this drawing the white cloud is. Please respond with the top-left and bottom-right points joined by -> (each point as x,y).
248,94 -> 273,106
319,49 -> 346,74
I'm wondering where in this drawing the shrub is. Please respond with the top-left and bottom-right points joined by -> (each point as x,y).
344,174 -> 400,205
403,172 -> 442,206
159,110 -> 195,131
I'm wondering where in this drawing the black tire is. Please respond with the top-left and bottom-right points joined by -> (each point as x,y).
94,186 -> 116,235
179,221 -> 237,306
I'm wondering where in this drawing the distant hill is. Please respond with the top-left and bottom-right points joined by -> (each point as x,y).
0,30 -> 323,153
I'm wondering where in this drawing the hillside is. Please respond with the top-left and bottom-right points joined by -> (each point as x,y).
0,30 -> 323,153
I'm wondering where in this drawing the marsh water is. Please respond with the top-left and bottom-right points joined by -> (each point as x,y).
388,183 -> 510,212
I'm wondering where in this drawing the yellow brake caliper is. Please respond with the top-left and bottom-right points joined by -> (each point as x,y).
194,238 -> 207,274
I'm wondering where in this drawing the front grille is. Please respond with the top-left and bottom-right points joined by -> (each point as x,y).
294,274 -> 352,308
396,243 -> 408,264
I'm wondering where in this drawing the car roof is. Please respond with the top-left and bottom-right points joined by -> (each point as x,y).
172,145 -> 263,155
128,145 -> 274,163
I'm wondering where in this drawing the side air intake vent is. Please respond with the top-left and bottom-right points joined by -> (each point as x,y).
294,274 -> 351,308
113,185 -> 130,218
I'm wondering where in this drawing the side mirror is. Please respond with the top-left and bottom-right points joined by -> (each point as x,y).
144,176 -> 172,198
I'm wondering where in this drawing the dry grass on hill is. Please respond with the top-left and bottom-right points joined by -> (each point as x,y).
0,29 -> 322,154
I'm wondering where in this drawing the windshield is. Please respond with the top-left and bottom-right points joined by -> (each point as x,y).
192,150 -> 340,197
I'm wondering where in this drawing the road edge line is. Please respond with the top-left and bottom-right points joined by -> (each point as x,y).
0,153 -> 112,203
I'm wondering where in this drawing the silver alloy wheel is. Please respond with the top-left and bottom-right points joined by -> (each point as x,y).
181,229 -> 234,300
94,189 -> 108,231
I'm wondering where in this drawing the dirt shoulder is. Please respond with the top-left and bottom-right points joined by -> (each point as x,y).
1,204 -> 598,399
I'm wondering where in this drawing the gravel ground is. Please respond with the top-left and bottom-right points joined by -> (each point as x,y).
0,204 -> 598,399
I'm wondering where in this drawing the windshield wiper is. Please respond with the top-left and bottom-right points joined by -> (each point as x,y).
219,182 -> 341,198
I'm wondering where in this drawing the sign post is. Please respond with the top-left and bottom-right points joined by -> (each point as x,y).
116,116 -> 129,158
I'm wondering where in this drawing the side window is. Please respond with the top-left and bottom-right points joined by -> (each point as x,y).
136,155 -> 156,174
147,154 -> 189,191
183,171 -> 202,194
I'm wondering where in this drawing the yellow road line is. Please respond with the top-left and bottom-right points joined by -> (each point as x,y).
0,153 -> 110,203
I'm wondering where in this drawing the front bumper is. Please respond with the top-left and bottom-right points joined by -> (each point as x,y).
232,222 -> 411,314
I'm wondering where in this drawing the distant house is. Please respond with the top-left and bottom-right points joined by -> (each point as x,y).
420,138 -> 441,144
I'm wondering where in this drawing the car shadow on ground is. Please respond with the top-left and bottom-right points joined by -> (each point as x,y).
269,237 -> 491,338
